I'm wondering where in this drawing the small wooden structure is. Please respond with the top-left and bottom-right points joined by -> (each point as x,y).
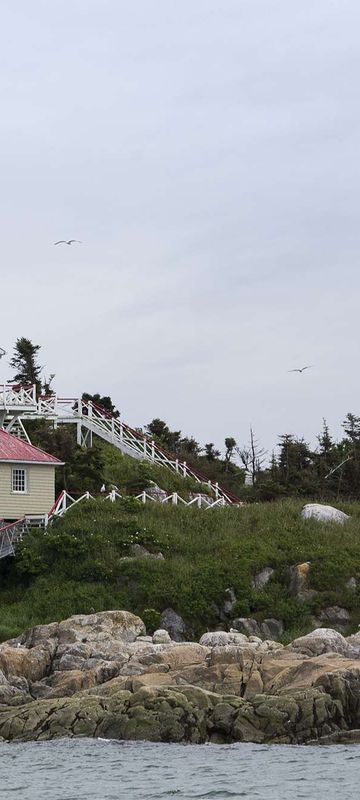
0,428 -> 63,522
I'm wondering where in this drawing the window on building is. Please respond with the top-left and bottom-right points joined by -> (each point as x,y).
12,468 -> 27,493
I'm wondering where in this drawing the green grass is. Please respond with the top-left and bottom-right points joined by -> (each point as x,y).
0,497 -> 360,642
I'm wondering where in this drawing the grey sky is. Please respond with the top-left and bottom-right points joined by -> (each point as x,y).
1,0 -> 359,457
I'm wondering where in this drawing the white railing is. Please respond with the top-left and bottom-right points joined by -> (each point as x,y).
2,386 -> 241,506
0,518 -> 28,559
0,486 -> 231,559
0,384 -> 37,409
48,488 -> 228,520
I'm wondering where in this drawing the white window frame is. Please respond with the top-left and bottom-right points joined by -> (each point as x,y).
11,467 -> 28,494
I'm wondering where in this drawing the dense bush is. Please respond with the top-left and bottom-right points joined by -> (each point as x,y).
1,498 -> 360,642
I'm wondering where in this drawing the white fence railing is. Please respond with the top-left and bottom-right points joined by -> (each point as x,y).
48,488 -> 229,520
0,518 -> 28,559
1,386 -> 241,506
0,486 -> 233,560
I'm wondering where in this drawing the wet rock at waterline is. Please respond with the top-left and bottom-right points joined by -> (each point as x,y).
1,610 -> 360,745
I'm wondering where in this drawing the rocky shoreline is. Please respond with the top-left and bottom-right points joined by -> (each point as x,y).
1,610 -> 360,745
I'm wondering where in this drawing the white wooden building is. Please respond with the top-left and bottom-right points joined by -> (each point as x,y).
0,429 -> 63,522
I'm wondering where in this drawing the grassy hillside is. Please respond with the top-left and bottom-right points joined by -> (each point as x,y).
1,497 -> 360,643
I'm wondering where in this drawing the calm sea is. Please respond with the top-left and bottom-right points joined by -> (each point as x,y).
0,738 -> 358,800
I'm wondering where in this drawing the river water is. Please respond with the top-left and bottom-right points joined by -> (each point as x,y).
0,739 -> 358,799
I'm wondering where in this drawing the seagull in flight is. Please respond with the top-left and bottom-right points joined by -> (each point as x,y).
54,239 -> 82,245
288,365 -> 313,373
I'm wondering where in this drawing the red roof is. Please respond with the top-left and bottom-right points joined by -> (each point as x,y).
0,429 -> 63,464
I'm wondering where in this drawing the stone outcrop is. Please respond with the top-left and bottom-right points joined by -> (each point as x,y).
301,503 -> 349,524
1,610 -> 360,745
160,608 -> 187,642
231,617 -> 284,640
252,567 -> 275,591
289,562 -> 316,603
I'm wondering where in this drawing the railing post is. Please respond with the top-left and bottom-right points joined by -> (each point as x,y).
197,494 -> 202,508
88,401 -> 93,418
215,482 -> 219,500
142,491 -> 146,504
172,493 -> 178,505
119,422 -> 123,442
143,437 -> 147,457
175,458 -> 179,473
110,489 -> 116,502
151,440 -> 155,460
182,461 -> 187,478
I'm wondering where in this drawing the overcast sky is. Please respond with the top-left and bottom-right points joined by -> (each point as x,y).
1,0 -> 359,457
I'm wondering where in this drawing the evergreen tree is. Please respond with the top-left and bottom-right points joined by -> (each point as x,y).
204,443 -> 221,461
224,437 -> 237,471
10,337 -> 42,396
82,392 -> 119,417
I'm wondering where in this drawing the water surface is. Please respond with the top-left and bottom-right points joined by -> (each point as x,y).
0,738 -> 358,799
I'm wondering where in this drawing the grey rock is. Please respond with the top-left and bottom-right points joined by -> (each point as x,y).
346,577 -> 357,592
152,629 -> 171,644
232,617 -> 283,641
223,587 -> 237,617
290,628 -> 356,657
231,618 -> 261,637
160,609 -> 187,642
288,562 -> 316,602
301,503 -> 350,524
319,606 -> 351,629
130,543 -> 164,560
144,484 -> 168,501
199,631 -> 248,647
30,682 -> 53,700
252,568 -> 275,591
0,669 -> 8,686
260,619 -> 284,640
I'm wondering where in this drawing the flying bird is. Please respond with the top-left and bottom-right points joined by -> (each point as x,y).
54,240 -> 82,245
288,365 -> 313,373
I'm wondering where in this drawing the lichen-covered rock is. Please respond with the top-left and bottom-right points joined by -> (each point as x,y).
289,628 -> 356,658
199,631 -> 248,647
152,629 -> 171,644
2,613 -> 360,746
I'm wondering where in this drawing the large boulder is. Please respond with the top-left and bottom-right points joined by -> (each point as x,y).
231,618 -> 261,637
160,609 -> 187,642
231,618 -> 283,641
289,628 -> 356,658
261,619 -> 284,640
301,503 -> 349,524
318,606 -> 351,630
56,611 -> 145,645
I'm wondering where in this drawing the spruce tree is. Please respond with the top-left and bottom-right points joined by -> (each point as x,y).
10,337 -> 42,396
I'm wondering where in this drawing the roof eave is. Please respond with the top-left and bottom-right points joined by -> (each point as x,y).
0,459 -> 64,466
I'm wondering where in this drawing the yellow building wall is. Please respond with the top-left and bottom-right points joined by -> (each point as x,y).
0,463 -> 56,519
